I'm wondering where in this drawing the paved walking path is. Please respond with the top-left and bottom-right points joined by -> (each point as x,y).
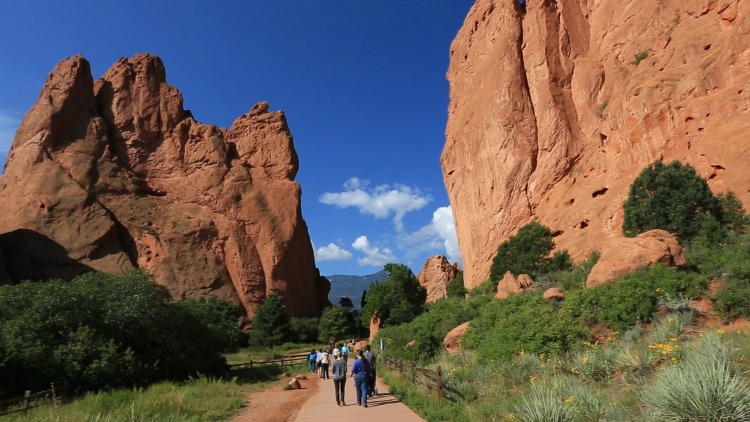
294,362 -> 424,421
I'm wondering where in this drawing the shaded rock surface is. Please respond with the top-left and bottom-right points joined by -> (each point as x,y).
416,255 -> 460,303
444,321 -> 470,354
586,229 -> 685,287
443,0 -> 750,288
0,54 -> 329,318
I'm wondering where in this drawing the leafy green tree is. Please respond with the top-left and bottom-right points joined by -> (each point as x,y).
177,297 -> 246,352
718,191 -> 750,234
360,263 -> 427,328
289,317 -> 320,343
446,272 -> 467,299
360,290 -> 367,308
249,294 -> 289,346
338,296 -> 354,309
489,221 -> 570,283
318,306 -> 353,345
623,160 -> 721,241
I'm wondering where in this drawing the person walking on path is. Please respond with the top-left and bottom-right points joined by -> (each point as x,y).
341,343 -> 349,362
331,351 -> 347,407
351,350 -> 371,407
308,348 -> 317,373
320,349 -> 331,379
363,344 -> 377,397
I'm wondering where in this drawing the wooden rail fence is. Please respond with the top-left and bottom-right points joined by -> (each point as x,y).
382,355 -> 445,405
228,353 -> 309,369
0,385 -> 56,416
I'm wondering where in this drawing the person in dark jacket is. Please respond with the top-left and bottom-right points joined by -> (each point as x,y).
350,350 -> 370,407
331,351 -> 347,406
363,344 -> 377,396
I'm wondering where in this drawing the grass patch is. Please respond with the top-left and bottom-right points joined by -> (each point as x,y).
3,361 -> 308,421
3,376 -> 245,422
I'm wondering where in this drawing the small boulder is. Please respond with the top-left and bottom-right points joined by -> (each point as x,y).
496,272 -> 533,299
444,322 -> 470,354
288,378 -> 301,390
543,287 -> 565,300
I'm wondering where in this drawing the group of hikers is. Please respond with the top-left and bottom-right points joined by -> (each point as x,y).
308,342 -> 377,408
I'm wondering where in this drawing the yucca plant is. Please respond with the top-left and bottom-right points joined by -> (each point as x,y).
642,332 -> 750,421
513,383 -> 574,422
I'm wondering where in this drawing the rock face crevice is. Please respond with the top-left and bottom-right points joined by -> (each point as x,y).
0,53 -> 329,318
443,0 -> 750,289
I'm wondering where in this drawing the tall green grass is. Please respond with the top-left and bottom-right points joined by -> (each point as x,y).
3,376 -> 245,422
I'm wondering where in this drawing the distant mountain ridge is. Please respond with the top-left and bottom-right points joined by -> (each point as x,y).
326,270 -> 387,308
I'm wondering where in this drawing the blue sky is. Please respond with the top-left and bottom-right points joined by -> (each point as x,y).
0,1 -> 473,276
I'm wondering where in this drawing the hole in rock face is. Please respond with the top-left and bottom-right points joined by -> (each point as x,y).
39,203 -> 45,209
568,198 -> 575,205
577,220 -> 590,229
600,133 -> 608,142
551,230 -> 564,237
704,44 -> 711,50
592,188 -> 609,198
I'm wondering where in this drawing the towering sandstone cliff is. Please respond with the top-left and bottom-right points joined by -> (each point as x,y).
0,54 -> 329,317
442,0 -> 750,289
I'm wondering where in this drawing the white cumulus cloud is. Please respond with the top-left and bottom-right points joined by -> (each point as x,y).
395,206 -> 462,266
352,235 -> 396,267
315,243 -> 353,261
320,177 -> 432,231
431,206 -> 461,264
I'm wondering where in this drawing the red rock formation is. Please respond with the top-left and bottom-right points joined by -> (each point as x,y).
369,311 -> 382,342
543,287 -> 565,301
0,54 -> 328,318
443,0 -> 750,289
586,229 -> 686,287
496,272 -> 533,300
416,255 -> 460,303
444,321 -> 470,354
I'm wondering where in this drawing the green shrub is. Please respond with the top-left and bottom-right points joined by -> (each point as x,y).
489,222 -> 571,283
470,278 -> 497,296
177,297 -> 246,352
556,251 -> 600,291
446,272 -> 467,299
463,294 -> 589,362
563,265 -> 706,331
714,278 -> 750,322
630,50 -> 650,65
642,333 -> 750,421
377,296 -> 488,362
0,271 -> 236,399
623,160 -> 721,241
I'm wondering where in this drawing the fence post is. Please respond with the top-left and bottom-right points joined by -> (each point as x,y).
436,366 -> 444,405
22,390 -> 31,414
281,357 -> 284,367
411,361 -> 416,382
